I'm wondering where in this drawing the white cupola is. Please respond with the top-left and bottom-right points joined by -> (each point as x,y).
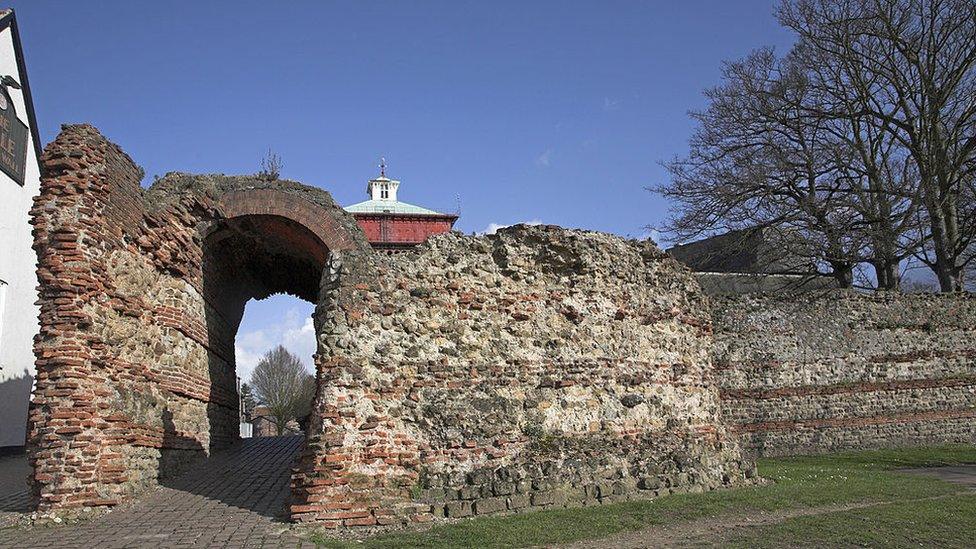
366,157 -> 399,201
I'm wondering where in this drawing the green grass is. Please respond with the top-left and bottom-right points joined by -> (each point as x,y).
307,445 -> 976,548
726,494 -> 976,548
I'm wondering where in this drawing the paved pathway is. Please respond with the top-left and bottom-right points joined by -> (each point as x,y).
0,436 -> 315,548
3,452 -> 976,548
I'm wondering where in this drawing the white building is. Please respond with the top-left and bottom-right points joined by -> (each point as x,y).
0,9 -> 41,451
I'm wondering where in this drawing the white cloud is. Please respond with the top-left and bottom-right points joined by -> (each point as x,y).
282,316 -> 316,363
536,148 -> 553,167
235,305 -> 317,382
234,343 -> 265,381
480,219 -> 543,235
237,329 -> 270,350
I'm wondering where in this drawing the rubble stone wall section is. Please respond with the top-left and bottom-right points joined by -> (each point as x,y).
291,227 -> 753,528
712,290 -> 976,457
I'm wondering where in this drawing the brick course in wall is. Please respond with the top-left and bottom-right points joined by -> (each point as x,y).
711,290 -> 976,457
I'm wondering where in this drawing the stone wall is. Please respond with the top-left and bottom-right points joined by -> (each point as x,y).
29,125 -> 751,526
28,124 -> 190,509
712,290 -> 976,457
28,125 -> 367,511
27,124 -> 975,528
291,226 -> 753,527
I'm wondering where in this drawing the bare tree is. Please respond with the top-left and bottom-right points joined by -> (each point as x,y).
258,148 -> 283,181
824,104 -> 925,290
657,48 -> 863,287
249,346 -> 316,435
780,0 -> 976,291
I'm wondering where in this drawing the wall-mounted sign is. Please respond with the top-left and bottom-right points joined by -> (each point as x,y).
0,85 -> 28,186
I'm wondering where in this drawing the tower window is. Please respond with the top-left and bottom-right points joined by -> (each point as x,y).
381,184 -> 389,199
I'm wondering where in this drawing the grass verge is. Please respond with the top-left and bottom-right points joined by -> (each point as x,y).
308,445 -> 976,548
725,493 -> 976,548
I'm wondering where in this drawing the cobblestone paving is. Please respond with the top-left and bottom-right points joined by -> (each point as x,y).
0,436 -> 316,548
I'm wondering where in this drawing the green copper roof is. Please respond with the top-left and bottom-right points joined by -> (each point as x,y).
345,199 -> 450,216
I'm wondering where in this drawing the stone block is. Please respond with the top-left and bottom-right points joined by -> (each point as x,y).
472,497 -> 507,515
492,481 -> 515,496
507,494 -> 531,510
444,501 -> 473,518
530,491 -> 555,507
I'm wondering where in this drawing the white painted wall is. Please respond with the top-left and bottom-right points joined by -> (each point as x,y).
0,24 -> 40,449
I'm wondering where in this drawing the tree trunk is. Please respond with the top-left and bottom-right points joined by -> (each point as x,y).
919,172 -> 963,293
830,261 -> 854,288
927,203 -> 961,292
872,260 -> 900,291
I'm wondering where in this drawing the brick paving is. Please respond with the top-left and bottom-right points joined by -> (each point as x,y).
0,436 -> 316,548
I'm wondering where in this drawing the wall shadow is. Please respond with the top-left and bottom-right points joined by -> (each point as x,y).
158,435 -> 305,521
0,370 -> 32,451
0,374 -> 31,512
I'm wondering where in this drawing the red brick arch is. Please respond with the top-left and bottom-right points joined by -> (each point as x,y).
28,126 -> 381,517
217,188 -> 362,255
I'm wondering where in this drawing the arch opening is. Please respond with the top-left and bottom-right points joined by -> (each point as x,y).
186,213 -> 331,519
201,213 -> 329,441
236,294 -> 317,437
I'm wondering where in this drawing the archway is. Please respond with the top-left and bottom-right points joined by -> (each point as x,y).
27,125 -> 371,515
199,213 -> 328,452
135,213 -> 332,520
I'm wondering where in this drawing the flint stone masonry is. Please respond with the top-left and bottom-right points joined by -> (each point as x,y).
291,226 -> 753,526
28,124 -> 752,527
712,290 -> 976,457
27,124 -> 975,528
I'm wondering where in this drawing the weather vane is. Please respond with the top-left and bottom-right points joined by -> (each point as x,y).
379,157 -> 386,177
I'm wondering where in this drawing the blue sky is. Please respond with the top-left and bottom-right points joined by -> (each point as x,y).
9,1 -> 793,378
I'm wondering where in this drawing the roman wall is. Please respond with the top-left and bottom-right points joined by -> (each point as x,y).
28,124 -> 753,526
291,226 -> 754,527
31,122 -> 975,530
711,289 -> 976,457
27,124 -> 367,510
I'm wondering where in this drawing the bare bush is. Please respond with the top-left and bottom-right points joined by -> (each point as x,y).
258,148 -> 283,181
